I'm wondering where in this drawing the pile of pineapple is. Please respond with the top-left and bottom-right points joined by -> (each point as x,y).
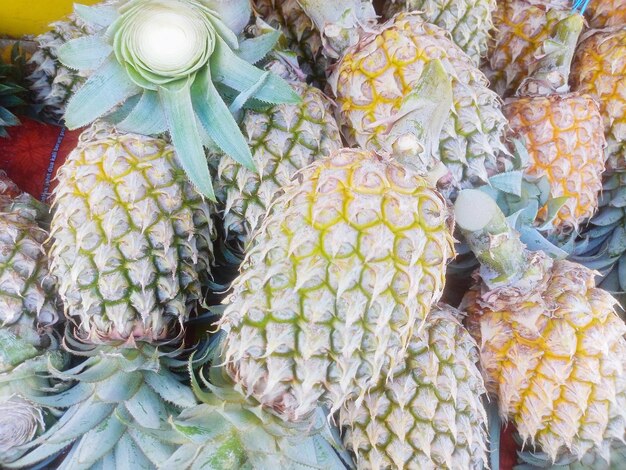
1,0 -> 626,468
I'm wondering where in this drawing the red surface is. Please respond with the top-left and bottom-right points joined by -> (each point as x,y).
0,117 -> 81,202
500,424 -> 518,470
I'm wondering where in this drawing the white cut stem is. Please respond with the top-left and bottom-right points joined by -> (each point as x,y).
455,189 -> 528,285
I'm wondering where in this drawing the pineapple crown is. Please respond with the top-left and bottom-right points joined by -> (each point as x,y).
164,333 -> 352,469
56,0 -> 300,200
570,173 -> 626,294
8,330 -> 197,469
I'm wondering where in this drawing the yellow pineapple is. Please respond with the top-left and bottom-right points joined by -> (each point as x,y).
455,189 -> 626,462
486,0 -> 573,98
585,0 -> 626,28
503,15 -> 606,233
571,28 -> 626,172
321,11 -> 508,198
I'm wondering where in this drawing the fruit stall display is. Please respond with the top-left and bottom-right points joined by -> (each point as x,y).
0,0 -> 625,469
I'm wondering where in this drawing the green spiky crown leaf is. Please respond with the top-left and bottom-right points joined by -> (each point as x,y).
164,336 -> 352,470
0,44 -> 29,138
8,334 -> 196,469
57,0 -> 300,200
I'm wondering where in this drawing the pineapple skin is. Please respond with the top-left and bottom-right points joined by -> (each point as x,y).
504,93 -> 606,232
0,174 -> 62,462
49,123 -> 215,344
0,173 -> 58,328
27,15 -> 93,122
331,13 -> 508,199
220,148 -> 455,422
253,0 -> 328,84
486,0 -> 572,98
462,256 -> 626,461
340,304 -> 488,470
213,82 -> 342,244
585,0 -> 626,29
571,30 -> 626,173
382,0 -> 497,65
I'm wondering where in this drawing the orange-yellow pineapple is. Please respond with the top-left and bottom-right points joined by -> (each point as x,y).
486,0 -> 573,97
455,190 -> 626,463
571,29 -> 626,172
503,15 -> 606,232
585,0 -> 626,28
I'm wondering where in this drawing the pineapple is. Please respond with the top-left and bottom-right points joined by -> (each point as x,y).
339,304 -> 488,470
50,122 -> 215,343
298,3 -> 509,199
485,0 -> 573,98
381,0 -> 497,65
0,172 -> 58,328
571,28 -> 626,173
212,81 -> 342,245
166,349 -> 350,469
455,189 -> 626,462
503,14 -> 606,233
27,14 -> 95,123
584,0 -> 626,28
219,148 -> 455,422
9,123 -> 215,468
253,0 -> 328,84
0,173 -> 63,464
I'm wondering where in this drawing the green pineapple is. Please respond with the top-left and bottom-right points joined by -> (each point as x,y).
27,14 -> 95,123
0,173 -> 64,464
339,304 -> 488,469
212,80 -> 342,245
219,147 -> 455,422
9,123 -> 216,469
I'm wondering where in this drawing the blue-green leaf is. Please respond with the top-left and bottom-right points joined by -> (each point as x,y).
191,67 -> 255,171
8,439 -> 72,468
126,427 -> 177,466
229,72 -> 270,115
65,415 -> 126,469
210,38 -> 300,105
95,371 -> 143,403
47,401 -> 115,444
144,368 -> 197,409
236,30 -> 281,64
64,57 -> 140,130
21,382 -> 93,408
489,171 -> 523,197
114,432 -> 153,469
57,36 -> 113,71
74,4 -> 119,28
124,385 -> 168,429
116,91 -> 167,135
159,82 -> 216,200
